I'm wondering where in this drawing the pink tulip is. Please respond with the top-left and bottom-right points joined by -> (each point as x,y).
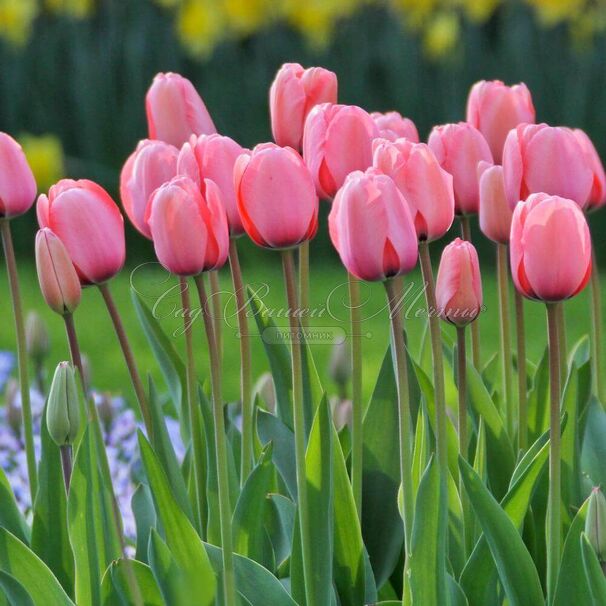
428,122 -> 493,215
466,80 -> 535,163
120,139 -> 179,238
37,180 -> 125,285
234,143 -> 318,249
502,123 -> 593,209
303,103 -> 379,199
178,134 -> 247,236
35,228 -> 81,315
147,176 -> 229,276
572,128 -> 606,210
436,238 -> 483,326
0,133 -> 37,218
269,62 -> 338,151
478,163 -> 512,244
146,72 -> 216,148
510,193 -> 592,302
372,138 -> 454,241
371,111 -> 419,143
328,168 -> 418,281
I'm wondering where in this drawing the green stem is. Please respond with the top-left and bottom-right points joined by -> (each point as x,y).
348,271 -> 363,519
209,270 -> 223,363
546,303 -> 562,603
194,274 -> 236,606
281,249 -> 316,606
98,283 -> 152,438
590,250 -> 604,404
497,243 -> 514,438
299,240 -> 310,330
460,216 -> 481,368
514,290 -> 528,452
60,445 -> 72,492
0,219 -> 37,502
556,304 -> 567,390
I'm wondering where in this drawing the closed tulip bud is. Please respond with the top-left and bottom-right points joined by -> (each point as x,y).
371,111 -> 419,143
0,132 -> 37,218
328,168 -> 418,281
466,80 -> 535,163
234,143 -> 318,248
178,134 -> 248,236
478,163 -> 512,244
270,63 -> 338,151
502,123 -> 593,209
586,487 -> 606,562
120,139 -> 179,238
147,176 -> 229,276
146,72 -> 216,148
5,379 -> 21,436
331,397 -> 352,431
373,138 -> 454,241
436,238 -> 483,326
510,193 -> 592,302
428,122 -> 493,215
303,103 -> 379,199
25,311 -> 50,361
46,362 -> 80,446
37,180 -> 125,285
328,340 -> 352,390
35,228 -> 81,315
572,129 -> 606,211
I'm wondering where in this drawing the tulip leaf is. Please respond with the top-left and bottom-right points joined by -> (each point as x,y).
148,529 -> 189,605
0,571 -> 35,606
0,465 -> 28,546
267,494 -> 295,570
100,559 -> 163,606
131,484 -> 156,564
581,399 -> 606,488
527,349 -> 550,443
581,533 -> 606,604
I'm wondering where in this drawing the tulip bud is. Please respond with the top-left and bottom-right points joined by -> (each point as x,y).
466,80 -> 535,163
572,128 -> 606,211
331,397 -> 352,431
270,63 -> 338,151
371,111 -> 419,143
585,487 -> 606,563
234,143 -> 318,248
46,362 -> 80,446
35,228 -> 81,315
4,378 -> 21,436
478,163 -> 512,244
328,340 -> 352,394
328,168 -> 418,282
253,372 -> 276,414
25,311 -> 50,362
96,392 -> 114,431
510,193 -> 592,302
146,72 -> 216,148
0,132 -> 37,218
436,238 -> 483,326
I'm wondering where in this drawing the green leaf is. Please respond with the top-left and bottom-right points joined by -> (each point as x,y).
0,528 -> 74,605
528,349 -> 550,443
581,533 -> 606,605
131,484 -> 156,564
459,457 -> 544,606
101,559 -> 163,606
267,494 -> 295,570
0,467 -> 28,546
582,400 -> 606,487
411,407 -> 430,501
138,432 -> 216,606
68,426 -> 122,606
148,530 -> 189,606
0,571 -> 35,606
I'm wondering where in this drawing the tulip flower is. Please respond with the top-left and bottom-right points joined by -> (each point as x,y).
178,134 -> 247,236
572,128 -> 606,210
428,122 -> 493,215
436,238 -> 483,326
120,139 -> 179,238
234,143 -> 318,248
502,123 -> 593,209
146,72 -> 216,148
0,132 -> 37,218
269,62 -> 338,151
35,228 -> 81,316
510,193 -> 592,302
303,103 -> 379,199
478,163 -> 512,244
372,138 -> 454,241
37,180 -> 125,285
328,168 -> 418,281
466,80 -> 535,163
371,111 -> 419,143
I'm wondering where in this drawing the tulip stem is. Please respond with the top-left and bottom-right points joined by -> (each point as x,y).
348,271 -> 363,519
556,303 -> 567,390
229,240 -> 254,484
590,249 -> 604,404
281,249 -> 316,606
60,445 -> 72,492
459,215 -> 481,368
514,290 -> 528,452
194,274 -> 236,606
299,240 -> 310,330
209,270 -> 223,362
384,279 -> 413,559
546,302 -> 562,604
497,243 -> 514,438
0,219 -> 37,503
98,283 -> 152,438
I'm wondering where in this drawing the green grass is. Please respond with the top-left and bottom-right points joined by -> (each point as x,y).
0,250 -> 601,411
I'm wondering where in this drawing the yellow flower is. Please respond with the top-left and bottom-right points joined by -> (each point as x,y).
391,0 -> 438,29
423,12 -> 460,59
0,0 -> 38,46
19,133 -> 65,192
526,0 -> 584,25
44,0 -> 95,19
459,0 -> 499,23
176,0 -> 225,58
223,0 -> 274,35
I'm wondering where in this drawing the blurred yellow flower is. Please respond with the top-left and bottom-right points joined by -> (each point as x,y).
527,0 -> 584,25
423,12 -> 460,59
45,0 -> 95,19
224,0 -> 273,35
176,0 -> 225,58
19,133 -> 65,192
459,0 -> 499,23
391,0 -> 437,29
0,0 -> 38,46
